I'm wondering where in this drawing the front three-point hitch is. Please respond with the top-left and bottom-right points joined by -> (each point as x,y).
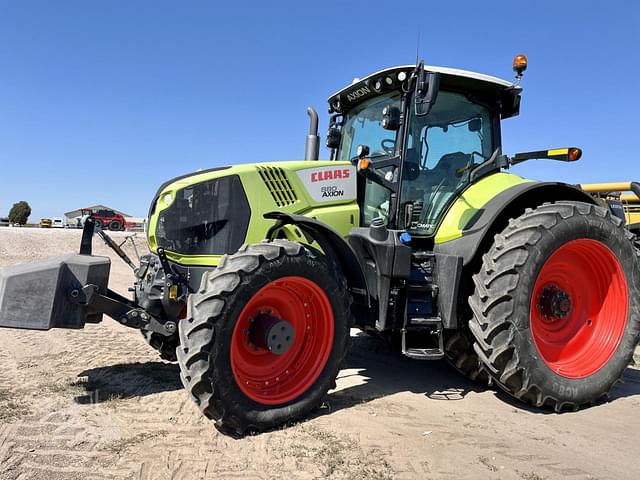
0,219 -> 175,338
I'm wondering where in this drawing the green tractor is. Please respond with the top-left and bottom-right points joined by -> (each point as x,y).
1,55 -> 638,434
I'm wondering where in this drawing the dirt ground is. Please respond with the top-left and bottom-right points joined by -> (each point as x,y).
0,228 -> 638,480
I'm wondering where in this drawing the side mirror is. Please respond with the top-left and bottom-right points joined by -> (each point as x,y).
382,105 -> 400,130
414,62 -> 440,117
326,124 -> 341,149
468,118 -> 482,132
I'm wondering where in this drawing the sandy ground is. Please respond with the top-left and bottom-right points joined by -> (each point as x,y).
0,228 -> 639,480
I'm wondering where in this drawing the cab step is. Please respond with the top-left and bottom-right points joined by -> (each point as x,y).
403,347 -> 444,360
401,317 -> 444,360
407,316 -> 441,327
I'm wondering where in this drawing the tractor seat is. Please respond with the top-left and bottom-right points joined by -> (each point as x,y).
432,152 -> 471,184
421,152 -> 472,220
419,152 -> 471,194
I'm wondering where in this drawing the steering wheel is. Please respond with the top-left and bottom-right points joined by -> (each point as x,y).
381,139 -> 395,154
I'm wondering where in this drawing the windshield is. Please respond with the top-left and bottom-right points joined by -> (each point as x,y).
337,91 -> 401,161
400,90 -> 494,236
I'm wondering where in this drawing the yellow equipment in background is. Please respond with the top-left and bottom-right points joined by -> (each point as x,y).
580,182 -> 640,228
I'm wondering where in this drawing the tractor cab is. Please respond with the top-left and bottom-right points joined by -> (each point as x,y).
327,64 -> 521,237
322,63 -> 528,352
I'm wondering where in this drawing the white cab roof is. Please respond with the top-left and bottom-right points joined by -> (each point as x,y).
330,64 -> 515,99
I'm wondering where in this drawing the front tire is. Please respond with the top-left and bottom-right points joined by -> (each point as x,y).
469,201 -> 640,410
177,240 -> 352,433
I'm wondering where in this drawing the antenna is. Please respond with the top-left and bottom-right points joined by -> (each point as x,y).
415,31 -> 420,65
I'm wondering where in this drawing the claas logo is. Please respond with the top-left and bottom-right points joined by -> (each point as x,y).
311,169 -> 351,183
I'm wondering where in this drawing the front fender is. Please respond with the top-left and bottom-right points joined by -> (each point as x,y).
264,212 -> 369,305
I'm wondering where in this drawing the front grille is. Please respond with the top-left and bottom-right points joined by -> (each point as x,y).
155,175 -> 250,255
257,166 -> 298,207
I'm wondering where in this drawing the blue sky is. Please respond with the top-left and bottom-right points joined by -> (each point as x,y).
0,1 -> 638,221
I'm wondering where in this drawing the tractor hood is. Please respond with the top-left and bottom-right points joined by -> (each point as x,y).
146,161 -> 360,266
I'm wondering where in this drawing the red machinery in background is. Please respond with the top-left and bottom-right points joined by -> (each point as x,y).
80,208 -> 126,231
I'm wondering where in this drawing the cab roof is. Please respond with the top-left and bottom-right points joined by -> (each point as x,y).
328,64 -> 522,119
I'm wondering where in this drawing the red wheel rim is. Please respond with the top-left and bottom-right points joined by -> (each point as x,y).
230,276 -> 334,405
530,239 -> 628,379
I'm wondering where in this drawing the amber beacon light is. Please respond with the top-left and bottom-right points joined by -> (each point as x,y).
513,53 -> 528,79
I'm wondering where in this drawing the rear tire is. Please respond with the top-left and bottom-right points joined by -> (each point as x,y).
444,330 -> 489,384
93,219 -> 103,229
177,240 -> 352,434
469,201 -> 640,410
109,220 -> 122,231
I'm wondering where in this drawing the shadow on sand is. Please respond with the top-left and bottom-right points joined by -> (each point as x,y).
74,361 -> 182,404
325,332 -> 640,416
74,331 -> 640,416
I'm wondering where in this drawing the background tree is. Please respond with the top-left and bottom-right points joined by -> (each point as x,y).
8,201 -> 32,225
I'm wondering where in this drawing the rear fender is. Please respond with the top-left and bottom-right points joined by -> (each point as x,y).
434,182 -> 597,329
435,182 -> 597,265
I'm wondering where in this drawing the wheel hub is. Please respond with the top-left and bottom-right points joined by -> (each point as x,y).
530,239 -> 629,379
538,284 -> 572,320
248,312 -> 295,355
231,275 -> 335,405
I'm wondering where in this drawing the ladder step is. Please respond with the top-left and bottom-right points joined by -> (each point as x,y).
407,316 -> 441,326
401,323 -> 445,360
404,348 -> 444,360
412,252 -> 434,261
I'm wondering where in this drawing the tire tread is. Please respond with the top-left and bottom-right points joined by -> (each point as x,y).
468,201 -> 640,411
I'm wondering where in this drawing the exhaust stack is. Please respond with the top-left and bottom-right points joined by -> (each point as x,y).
304,107 -> 320,161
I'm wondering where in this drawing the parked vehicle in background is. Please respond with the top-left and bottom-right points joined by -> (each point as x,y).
65,218 -> 82,229
123,218 -> 146,232
0,217 -> 9,227
80,208 -> 126,231
39,218 -> 52,228
52,217 -> 64,228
